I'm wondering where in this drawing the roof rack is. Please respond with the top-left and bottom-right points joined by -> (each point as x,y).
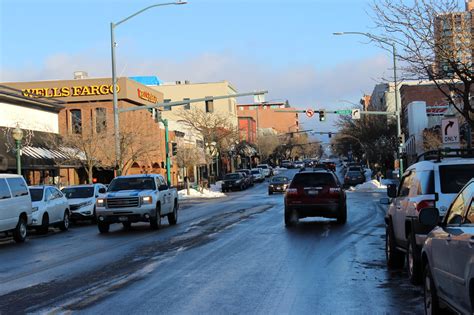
416,148 -> 474,163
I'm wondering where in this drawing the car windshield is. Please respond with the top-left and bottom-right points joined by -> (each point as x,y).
29,188 -> 44,202
108,178 -> 156,192
225,174 -> 241,180
290,173 -> 336,187
347,172 -> 362,177
272,176 -> 289,183
61,187 -> 94,199
251,170 -> 260,174
348,167 -> 361,172
257,165 -> 268,169
439,164 -> 474,193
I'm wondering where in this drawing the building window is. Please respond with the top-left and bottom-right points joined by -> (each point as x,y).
164,99 -> 172,111
95,108 -> 107,133
205,98 -> 214,113
183,98 -> 190,110
70,109 -> 82,134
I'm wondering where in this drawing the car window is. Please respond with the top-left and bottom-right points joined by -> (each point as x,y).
439,164 -> 474,194
0,179 -> 11,199
53,188 -> 63,198
465,200 -> 474,224
29,188 -> 44,202
398,172 -> 413,197
6,177 -> 29,197
446,190 -> 466,225
290,173 -> 336,187
45,188 -> 54,201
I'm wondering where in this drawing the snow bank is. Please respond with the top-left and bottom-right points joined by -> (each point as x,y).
348,180 -> 387,192
178,187 -> 226,200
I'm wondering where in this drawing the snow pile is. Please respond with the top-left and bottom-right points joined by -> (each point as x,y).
178,187 -> 226,199
210,181 -> 223,192
348,180 -> 387,192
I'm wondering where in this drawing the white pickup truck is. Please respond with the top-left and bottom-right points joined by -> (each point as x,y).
95,174 -> 178,233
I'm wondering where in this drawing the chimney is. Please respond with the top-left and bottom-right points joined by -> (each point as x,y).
466,0 -> 474,11
73,71 -> 88,79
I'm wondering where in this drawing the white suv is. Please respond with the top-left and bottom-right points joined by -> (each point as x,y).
384,152 -> 474,284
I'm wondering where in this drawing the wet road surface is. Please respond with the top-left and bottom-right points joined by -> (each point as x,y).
0,169 -> 423,314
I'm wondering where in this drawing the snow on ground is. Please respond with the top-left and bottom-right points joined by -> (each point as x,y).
178,181 -> 225,199
347,179 -> 387,192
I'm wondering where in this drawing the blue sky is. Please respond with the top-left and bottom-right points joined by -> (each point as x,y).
0,0 -> 393,141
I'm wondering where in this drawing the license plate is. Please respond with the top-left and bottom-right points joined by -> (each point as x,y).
308,190 -> 318,195
119,216 -> 128,222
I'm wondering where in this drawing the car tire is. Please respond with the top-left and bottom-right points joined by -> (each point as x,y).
13,216 -> 27,243
168,201 -> 178,225
240,185 -> 244,191
98,221 -> 110,233
385,223 -> 405,269
39,213 -> 49,235
284,208 -> 297,227
269,191 -> 273,195
58,210 -> 70,231
336,202 -> 347,224
407,233 -> 422,284
91,207 -> 97,223
150,206 -> 161,230
424,264 -> 441,315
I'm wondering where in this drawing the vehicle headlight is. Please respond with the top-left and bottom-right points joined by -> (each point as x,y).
141,196 -> 153,204
96,198 -> 106,207
32,206 -> 39,212
269,185 -> 274,188
80,200 -> 94,208
283,184 -> 288,188
235,180 -> 242,184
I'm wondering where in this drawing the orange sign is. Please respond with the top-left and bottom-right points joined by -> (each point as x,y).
137,88 -> 158,103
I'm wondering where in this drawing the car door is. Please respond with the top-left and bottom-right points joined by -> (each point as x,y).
0,178 -> 14,230
156,176 -> 170,214
393,172 -> 413,244
43,188 -> 55,222
54,188 -> 67,221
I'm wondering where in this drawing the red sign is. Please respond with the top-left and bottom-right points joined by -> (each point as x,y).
306,109 -> 314,118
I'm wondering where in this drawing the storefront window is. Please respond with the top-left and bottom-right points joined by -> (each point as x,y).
70,109 -> 82,134
205,98 -> 214,113
95,108 -> 107,133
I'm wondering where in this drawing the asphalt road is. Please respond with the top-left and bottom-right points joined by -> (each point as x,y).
0,169 -> 423,314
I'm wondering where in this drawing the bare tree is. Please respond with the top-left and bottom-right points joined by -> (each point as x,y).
371,0 -> 474,126
256,133 -> 280,163
175,144 -> 201,195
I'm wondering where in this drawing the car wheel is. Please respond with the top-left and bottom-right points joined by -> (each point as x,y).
336,202 -> 347,224
385,223 -> 405,269
168,201 -> 178,225
407,233 -> 422,284
59,210 -> 70,231
13,216 -> 27,243
122,222 -> 132,230
284,208 -> 297,227
240,185 -> 244,191
39,213 -> 49,235
91,207 -> 97,223
424,264 -> 440,315
269,190 -> 273,195
98,221 -> 110,233
150,206 -> 161,230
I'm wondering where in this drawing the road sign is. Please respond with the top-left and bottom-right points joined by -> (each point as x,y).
335,109 -> 352,115
351,109 -> 361,120
306,109 -> 314,118
441,118 -> 460,144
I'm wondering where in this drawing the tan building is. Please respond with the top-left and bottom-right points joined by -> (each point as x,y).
2,77 -> 179,185
236,102 -> 300,136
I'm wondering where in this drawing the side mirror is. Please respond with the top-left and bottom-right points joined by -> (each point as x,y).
379,197 -> 391,205
98,188 -> 106,194
419,207 -> 440,227
387,184 -> 397,198
158,184 -> 168,191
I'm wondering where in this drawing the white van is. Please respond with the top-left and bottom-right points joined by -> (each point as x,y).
0,174 -> 32,243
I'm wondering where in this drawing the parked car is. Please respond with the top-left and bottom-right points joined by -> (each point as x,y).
29,186 -> 70,234
293,161 -> 305,169
268,176 -> 290,195
61,184 -> 107,222
251,168 -> 265,182
257,164 -> 272,177
236,169 -> 254,187
344,170 -> 365,187
280,160 -> 293,169
384,152 -> 474,284
284,170 -> 346,226
222,173 -> 246,192
420,179 -> 474,315
96,174 -> 178,233
0,174 -> 32,243
346,166 -> 365,175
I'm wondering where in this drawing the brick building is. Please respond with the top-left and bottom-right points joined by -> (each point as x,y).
238,116 -> 257,143
2,77 -> 179,185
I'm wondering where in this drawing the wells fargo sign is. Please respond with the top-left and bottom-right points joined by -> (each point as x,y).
21,84 -> 120,98
137,88 -> 158,103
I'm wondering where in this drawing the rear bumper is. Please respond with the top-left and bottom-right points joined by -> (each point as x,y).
285,203 -> 340,219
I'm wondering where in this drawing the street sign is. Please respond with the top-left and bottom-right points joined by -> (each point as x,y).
254,93 -> 265,103
351,109 -> 361,120
335,109 -> 352,115
441,118 -> 460,144
306,109 -> 314,118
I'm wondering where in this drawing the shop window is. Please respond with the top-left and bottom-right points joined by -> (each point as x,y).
70,109 -> 82,134
183,98 -> 190,110
95,108 -> 107,133
164,99 -> 172,111
205,98 -> 214,113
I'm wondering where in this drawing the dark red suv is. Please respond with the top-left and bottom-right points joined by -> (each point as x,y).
284,170 -> 347,226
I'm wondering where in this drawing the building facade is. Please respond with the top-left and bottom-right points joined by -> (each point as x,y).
238,116 -> 257,143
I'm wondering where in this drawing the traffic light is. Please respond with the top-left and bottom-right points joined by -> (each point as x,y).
398,134 -> 405,146
319,110 -> 326,122
171,142 -> 178,156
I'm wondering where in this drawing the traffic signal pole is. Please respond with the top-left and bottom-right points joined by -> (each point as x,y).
163,118 -> 171,186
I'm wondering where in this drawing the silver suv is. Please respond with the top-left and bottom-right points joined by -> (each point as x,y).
384,150 -> 474,284
419,179 -> 474,314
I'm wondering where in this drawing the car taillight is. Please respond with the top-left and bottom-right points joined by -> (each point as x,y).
286,188 -> 298,195
416,200 -> 435,212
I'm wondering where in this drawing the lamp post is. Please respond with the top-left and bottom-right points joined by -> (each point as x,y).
11,127 -> 24,175
333,31 -> 403,178
205,141 -> 217,185
111,1 -> 187,176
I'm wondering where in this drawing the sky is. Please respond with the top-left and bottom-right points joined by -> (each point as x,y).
0,0 -> 394,142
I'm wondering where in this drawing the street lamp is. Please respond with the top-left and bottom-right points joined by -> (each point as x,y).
333,31 -> 403,178
11,127 -> 23,175
205,141 -> 218,185
111,1 -> 187,176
